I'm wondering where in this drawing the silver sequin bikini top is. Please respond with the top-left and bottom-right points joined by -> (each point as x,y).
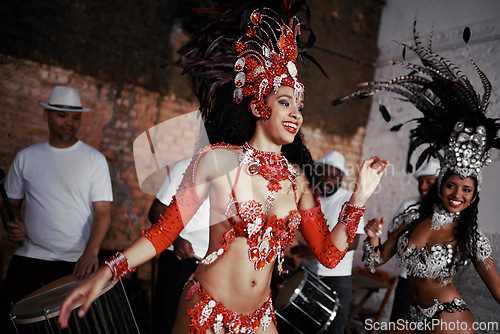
397,230 -> 458,285
397,229 -> 493,285
397,231 -> 492,285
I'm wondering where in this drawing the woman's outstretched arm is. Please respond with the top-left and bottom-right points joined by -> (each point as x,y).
58,148 -> 218,328
362,217 -> 403,271
474,254 -> 500,304
58,237 -> 156,328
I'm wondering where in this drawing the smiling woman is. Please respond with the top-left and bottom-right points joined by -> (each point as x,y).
333,22 -> 500,333
56,1 -> 389,333
440,174 -> 476,215
362,166 -> 498,333
250,87 -> 304,149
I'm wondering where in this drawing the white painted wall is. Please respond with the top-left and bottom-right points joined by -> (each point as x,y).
363,0 -> 500,235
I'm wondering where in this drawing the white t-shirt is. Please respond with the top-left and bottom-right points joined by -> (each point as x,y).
155,159 -> 210,258
301,187 -> 365,277
6,141 -> 113,262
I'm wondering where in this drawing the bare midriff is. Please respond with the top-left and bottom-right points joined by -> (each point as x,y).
195,237 -> 273,315
409,276 -> 461,307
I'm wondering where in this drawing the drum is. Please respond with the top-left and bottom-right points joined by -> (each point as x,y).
274,267 -> 339,334
10,274 -> 140,334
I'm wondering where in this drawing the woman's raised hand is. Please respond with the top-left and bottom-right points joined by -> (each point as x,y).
350,156 -> 389,207
365,217 -> 385,240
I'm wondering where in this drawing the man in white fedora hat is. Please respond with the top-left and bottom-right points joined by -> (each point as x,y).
0,86 -> 113,332
292,150 -> 365,334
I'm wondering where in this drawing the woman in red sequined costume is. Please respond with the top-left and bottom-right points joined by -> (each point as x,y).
59,2 -> 389,333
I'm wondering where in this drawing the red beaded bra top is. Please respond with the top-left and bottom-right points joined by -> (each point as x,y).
201,143 -> 301,273
141,142 -> 363,273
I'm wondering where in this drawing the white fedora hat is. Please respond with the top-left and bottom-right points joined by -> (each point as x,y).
414,160 -> 441,179
39,86 -> 90,112
315,150 -> 349,176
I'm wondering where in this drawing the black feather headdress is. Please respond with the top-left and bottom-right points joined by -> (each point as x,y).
169,0 -> 324,119
332,22 -> 500,190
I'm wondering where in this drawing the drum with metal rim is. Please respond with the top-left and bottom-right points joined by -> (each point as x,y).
274,267 -> 339,334
10,274 -> 140,334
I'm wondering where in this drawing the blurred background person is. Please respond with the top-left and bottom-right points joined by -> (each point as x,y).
147,158 -> 209,334
293,150 -> 366,334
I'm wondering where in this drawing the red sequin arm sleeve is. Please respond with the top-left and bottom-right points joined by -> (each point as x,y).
140,154 -> 208,254
299,196 -> 365,269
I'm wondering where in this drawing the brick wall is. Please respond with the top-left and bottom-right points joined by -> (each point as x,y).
0,0 -> 384,138
0,54 -> 202,280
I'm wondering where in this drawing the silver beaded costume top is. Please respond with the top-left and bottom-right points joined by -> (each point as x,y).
396,229 -> 492,285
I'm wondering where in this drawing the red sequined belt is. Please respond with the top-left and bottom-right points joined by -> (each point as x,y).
185,274 -> 276,333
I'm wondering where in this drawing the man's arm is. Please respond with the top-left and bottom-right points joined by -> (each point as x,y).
73,201 -> 111,280
148,198 -> 166,224
347,234 -> 360,252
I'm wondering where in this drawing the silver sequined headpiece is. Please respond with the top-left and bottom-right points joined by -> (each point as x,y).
439,121 -> 493,191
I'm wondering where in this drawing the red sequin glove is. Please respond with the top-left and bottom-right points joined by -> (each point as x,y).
299,197 -> 365,269
141,195 -> 202,254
